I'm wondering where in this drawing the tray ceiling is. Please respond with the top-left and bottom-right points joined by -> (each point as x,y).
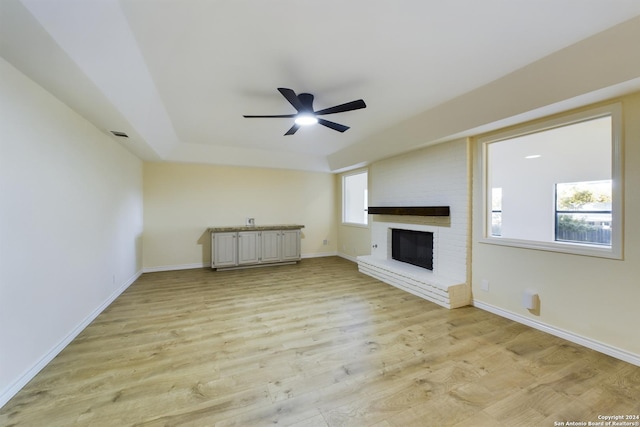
2,0 -> 640,171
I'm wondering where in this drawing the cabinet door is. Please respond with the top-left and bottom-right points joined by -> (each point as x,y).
213,232 -> 237,268
238,231 -> 260,265
281,230 -> 301,261
261,230 -> 282,263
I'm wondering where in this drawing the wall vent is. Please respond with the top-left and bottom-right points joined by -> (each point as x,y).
110,131 -> 129,138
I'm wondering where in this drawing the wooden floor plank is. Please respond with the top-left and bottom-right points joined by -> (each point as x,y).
1,257 -> 639,426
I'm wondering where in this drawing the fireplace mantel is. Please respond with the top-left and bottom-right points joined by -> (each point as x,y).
368,206 -> 450,216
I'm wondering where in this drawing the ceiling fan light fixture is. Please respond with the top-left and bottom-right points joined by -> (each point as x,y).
243,88 -> 366,135
294,114 -> 318,126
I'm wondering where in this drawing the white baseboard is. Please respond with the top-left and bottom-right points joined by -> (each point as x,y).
473,300 -> 640,367
0,270 -> 142,409
337,252 -> 358,263
302,251 -> 338,259
143,262 -> 207,273
143,253 -> 340,273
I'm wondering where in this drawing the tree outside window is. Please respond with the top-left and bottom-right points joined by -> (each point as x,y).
556,180 -> 612,246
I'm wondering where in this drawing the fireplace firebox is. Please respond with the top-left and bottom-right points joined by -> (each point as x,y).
391,229 -> 433,270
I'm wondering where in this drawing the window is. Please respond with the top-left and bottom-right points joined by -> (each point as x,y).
491,187 -> 502,236
342,170 -> 368,226
556,180 -> 612,246
480,104 -> 622,259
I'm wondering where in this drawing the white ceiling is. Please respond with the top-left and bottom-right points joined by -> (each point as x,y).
2,0 -> 640,172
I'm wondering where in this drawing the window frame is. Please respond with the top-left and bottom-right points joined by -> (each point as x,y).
478,103 -> 623,259
342,169 -> 369,227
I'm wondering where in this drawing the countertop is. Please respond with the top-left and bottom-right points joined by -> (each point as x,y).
208,224 -> 305,232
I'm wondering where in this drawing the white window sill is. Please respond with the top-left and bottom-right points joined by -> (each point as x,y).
479,236 -> 622,260
342,222 -> 369,229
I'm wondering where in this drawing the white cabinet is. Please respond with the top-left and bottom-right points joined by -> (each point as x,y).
261,230 -> 282,263
210,226 -> 303,270
281,229 -> 301,261
238,231 -> 260,265
211,232 -> 237,268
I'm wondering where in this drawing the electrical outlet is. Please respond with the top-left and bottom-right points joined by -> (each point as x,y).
323,239 -> 328,245
480,279 -> 489,292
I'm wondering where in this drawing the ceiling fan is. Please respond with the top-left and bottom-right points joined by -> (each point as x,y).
243,88 -> 366,135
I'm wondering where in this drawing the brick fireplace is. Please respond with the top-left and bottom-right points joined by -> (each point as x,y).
358,220 -> 469,308
357,138 -> 471,309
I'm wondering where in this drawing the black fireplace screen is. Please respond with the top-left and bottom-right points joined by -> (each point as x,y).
391,229 -> 433,270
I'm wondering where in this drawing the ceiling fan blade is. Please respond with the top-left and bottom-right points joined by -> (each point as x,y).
243,114 -> 297,118
277,88 -> 304,112
318,118 -> 349,133
284,123 -> 300,135
314,99 -> 366,116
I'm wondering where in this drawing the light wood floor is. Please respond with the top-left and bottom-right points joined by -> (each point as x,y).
2,257 -> 639,426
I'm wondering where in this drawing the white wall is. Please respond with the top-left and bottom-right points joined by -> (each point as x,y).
472,93 -> 640,364
0,58 -> 143,406
143,162 -> 337,270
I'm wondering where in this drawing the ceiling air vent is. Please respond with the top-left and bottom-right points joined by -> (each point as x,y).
110,131 -> 129,138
